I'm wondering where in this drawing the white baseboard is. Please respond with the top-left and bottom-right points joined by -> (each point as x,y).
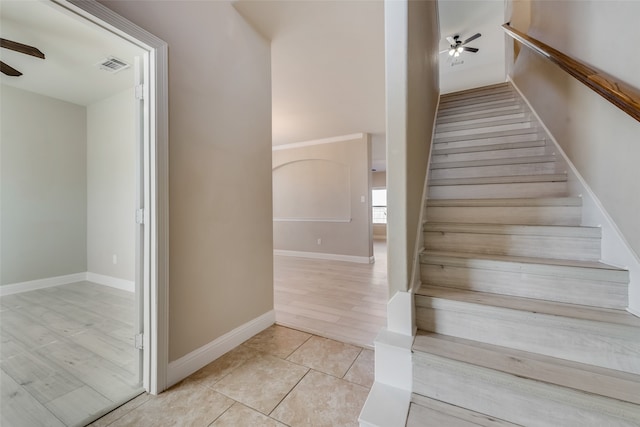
274,249 -> 374,264
0,272 -> 87,297
86,272 -> 135,293
1,271 -> 136,296
166,310 -> 275,387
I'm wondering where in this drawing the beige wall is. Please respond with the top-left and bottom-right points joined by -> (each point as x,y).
385,0 -> 440,295
1,85 -> 87,285
509,0 -> 640,258
272,135 -> 372,259
87,88 -> 136,281
99,0 -> 273,362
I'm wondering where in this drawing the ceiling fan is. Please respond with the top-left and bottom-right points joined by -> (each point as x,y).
441,33 -> 481,57
1,38 -> 45,77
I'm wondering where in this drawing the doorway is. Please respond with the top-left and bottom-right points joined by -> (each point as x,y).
0,0 -> 168,424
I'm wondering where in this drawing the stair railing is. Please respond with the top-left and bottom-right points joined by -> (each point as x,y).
502,23 -> 640,123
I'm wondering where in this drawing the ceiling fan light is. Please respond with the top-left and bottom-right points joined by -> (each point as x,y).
448,49 -> 455,56
457,46 -> 464,53
454,51 -> 460,57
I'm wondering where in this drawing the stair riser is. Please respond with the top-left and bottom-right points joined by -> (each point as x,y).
441,86 -> 514,103
423,232 -> 601,261
419,253 -> 629,283
434,130 -> 542,147
432,146 -> 550,163
438,100 -> 521,117
436,105 -> 525,125
425,206 -> 581,225
428,181 -> 568,199
430,162 -> 560,180
413,354 -> 640,427
436,114 -> 530,132
415,297 -> 640,374
420,264 -> 628,309
435,122 -> 535,140
440,93 -> 517,110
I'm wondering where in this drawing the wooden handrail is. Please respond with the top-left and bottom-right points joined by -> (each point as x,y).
502,24 -> 640,123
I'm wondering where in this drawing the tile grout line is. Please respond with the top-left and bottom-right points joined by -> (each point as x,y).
267,368 -> 312,421
341,347 -> 364,381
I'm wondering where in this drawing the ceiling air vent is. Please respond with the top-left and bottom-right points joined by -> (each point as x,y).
97,56 -> 130,73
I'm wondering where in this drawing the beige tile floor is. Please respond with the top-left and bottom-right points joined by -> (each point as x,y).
90,325 -> 374,427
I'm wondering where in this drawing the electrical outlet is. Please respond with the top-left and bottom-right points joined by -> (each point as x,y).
317,238 -> 322,245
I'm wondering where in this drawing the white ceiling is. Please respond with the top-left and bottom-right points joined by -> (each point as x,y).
233,0 -> 387,170
438,0 -> 506,93
0,0 -> 143,106
2,0 -> 505,169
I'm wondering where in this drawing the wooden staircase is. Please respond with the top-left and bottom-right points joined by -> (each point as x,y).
408,82 -> 640,426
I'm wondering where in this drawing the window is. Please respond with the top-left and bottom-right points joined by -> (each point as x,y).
372,188 -> 387,224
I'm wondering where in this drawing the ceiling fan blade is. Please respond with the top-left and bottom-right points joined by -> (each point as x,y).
0,38 -> 45,59
1,61 -> 23,76
446,36 -> 456,45
462,33 -> 481,45
440,49 -> 451,54
463,46 -> 479,53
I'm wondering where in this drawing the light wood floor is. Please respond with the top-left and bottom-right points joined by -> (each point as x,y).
0,282 -> 142,427
274,240 -> 388,349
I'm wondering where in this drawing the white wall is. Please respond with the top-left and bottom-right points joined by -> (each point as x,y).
1,85 -> 87,285
508,0 -> 640,310
87,88 -> 136,281
99,0 -> 273,363
272,135 -> 372,259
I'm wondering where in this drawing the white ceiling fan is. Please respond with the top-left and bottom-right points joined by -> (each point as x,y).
441,33 -> 481,57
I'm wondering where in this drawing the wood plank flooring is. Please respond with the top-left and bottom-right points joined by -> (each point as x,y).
0,282 -> 142,427
274,240 -> 388,349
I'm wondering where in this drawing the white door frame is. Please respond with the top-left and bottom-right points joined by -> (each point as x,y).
52,0 -> 169,395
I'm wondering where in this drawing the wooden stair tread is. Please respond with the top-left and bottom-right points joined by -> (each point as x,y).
430,155 -> 557,170
429,174 -> 567,186
436,114 -> 531,131
434,127 -> 540,144
415,286 -> 640,327
408,395 -> 520,427
435,122 -> 536,139
439,94 -> 518,110
441,82 -> 512,99
420,250 -> 629,285
438,99 -> 521,115
420,250 -> 623,271
436,105 -> 525,124
426,197 -> 582,207
433,140 -> 546,155
423,222 -> 600,238
413,332 -> 640,405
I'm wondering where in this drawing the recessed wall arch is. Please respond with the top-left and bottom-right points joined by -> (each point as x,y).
273,159 -> 351,222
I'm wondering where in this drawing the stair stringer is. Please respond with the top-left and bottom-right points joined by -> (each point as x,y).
509,76 -> 640,316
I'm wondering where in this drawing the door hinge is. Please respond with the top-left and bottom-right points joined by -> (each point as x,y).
135,84 -> 144,100
135,208 -> 144,225
135,333 -> 144,350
